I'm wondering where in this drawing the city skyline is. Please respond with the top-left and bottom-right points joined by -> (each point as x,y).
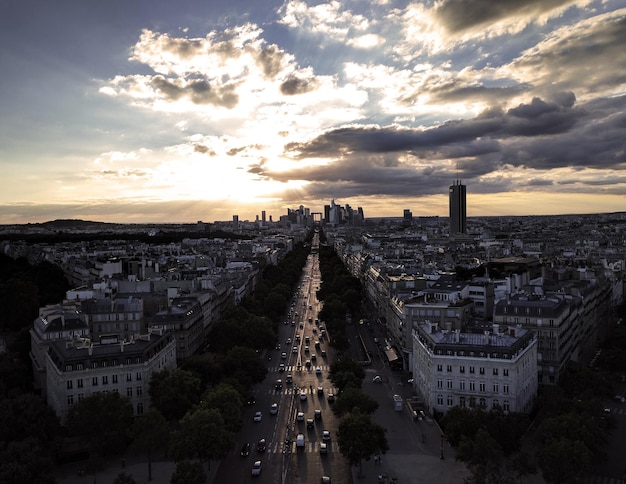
1,1 -> 626,225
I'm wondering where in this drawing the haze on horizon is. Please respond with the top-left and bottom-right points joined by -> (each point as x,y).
1,0 -> 625,225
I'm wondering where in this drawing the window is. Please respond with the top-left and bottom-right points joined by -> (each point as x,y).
493,368 -> 499,376
126,373 -> 132,382
469,381 -> 475,391
437,395 -> 443,405
67,395 -> 74,405
493,383 -> 499,393
77,379 -> 83,388
503,368 -> 509,376
92,377 -> 98,386
459,380 -> 466,390
437,364 -> 443,372
113,375 -> 118,384
460,365 -> 465,373
479,397 -> 486,407
77,393 -> 84,402
137,385 -> 143,396
92,362 -> 98,369
67,380 -> 73,389
137,402 -> 144,416
447,396 -> 454,406
479,382 -> 485,392
446,365 -> 452,373
65,365 -> 73,371
447,379 -> 453,389
503,400 -> 510,412
503,384 -> 510,394
127,387 -> 133,398
493,398 -> 499,409
469,366 -> 475,374
102,376 -> 108,385
136,372 -> 142,381
437,379 -> 443,389
76,363 -> 83,370
479,367 -> 485,375
459,396 -> 466,407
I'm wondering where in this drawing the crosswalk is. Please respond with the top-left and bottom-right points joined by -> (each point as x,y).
604,406 -> 626,416
252,386 -> 338,397
270,364 -> 330,373
241,440 -> 340,455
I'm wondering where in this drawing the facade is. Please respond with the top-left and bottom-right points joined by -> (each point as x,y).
45,329 -> 176,423
449,180 -> 467,235
412,322 -> 537,416
80,296 -> 145,341
149,297 -> 205,361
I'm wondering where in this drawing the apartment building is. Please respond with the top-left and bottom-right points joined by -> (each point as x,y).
45,329 -> 176,423
148,297 -> 204,361
412,322 -> 537,416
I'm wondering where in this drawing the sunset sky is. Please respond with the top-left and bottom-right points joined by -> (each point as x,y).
1,0 -> 625,224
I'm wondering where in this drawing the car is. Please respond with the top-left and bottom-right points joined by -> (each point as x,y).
317,386 -> 324,395
286,338 -> 292,344
315,366 -> 322,375
327,393 -> 335,403
305,336 -> 310,344
240,442 -> 251,457
321,349 -> 327,357
322,430 -> 331,441
270,403 -> 279,415
275,343 -> 281,350
614,395 -> 625,403
256,438 -> 267,453
275,379 -> 283,389
311,353 -> 317,361
253,411 -> 262,422
319,442 -> 328,454
247,396 -> 256,405
292,346 -> 298,354
307,418 -> 314,429
315,340 -> 320,348
300,392 -> 307,401
278,363 -> 285,372
321,477 -> 331,484
297,411 -> 305,421
281,352 -> 287,360
251,460 -> 262,476
286,374 -> 293,384
299,322 -> 304,328
372,375 -> 382,383
314,409 -> 322,420
305,360 -> 311,368
304,346 -> 310,353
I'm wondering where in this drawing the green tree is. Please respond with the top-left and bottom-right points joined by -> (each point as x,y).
66,391 -> 133,457
538,437 -> 593,484
337,410 -> 389,477
149,368 -> 202,421
200,383 -> 243,433
222,346 -> 268,386
169,460 -> 206,484
0,437 -> 56,484
169,408 -> 234,472
329,356 -> 365,387
113,472 -> 137,484
131,409 -> 170,482
332,387 -> 378,418
457,428 -> 511,484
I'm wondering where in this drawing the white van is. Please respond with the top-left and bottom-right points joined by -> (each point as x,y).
296,434 -> 305,448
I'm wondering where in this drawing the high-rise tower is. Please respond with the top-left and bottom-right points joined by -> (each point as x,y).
449,180 -> 466,234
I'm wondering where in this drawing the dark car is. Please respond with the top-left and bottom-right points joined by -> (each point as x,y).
256,438 -> 267,453
240,442 -> 251,457
246,396 -> 256,405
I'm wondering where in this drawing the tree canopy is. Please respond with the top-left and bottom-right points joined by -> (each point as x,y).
149,368 -> 203,422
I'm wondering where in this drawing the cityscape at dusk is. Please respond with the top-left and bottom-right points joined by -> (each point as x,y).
1,0 -> 626,224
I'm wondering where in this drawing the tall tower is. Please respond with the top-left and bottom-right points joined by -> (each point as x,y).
449,180 -> 466,234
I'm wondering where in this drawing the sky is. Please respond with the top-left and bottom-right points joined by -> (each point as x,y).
1,0 -> 626,224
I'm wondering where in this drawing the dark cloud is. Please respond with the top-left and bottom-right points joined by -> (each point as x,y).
425,83 -> 530,105
194,144 -> 216,155
434,0 -> 572,34
160,35 -> 204,59
151,76 -> 239,108
257,45 -> 285,78
280,76 -> 318,95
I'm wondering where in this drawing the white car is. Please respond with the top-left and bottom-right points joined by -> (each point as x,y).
270,403 -> 278,415
300,392 -> 307,401
251,460 -> 262,476
296,411 -> 305,421
253,411 -> 262,422
315,366 -> 322,375
372,375 -> 382,383
322,430 -> 331,442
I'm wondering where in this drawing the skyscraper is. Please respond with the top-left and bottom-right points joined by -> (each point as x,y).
449,180 -> 466,234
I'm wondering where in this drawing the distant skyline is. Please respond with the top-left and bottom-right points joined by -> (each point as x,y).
1,1 -> 626,224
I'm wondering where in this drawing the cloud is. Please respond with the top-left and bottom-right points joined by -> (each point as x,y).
151,75 -> 239,108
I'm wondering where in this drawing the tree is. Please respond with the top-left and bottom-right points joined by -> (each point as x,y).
337,410 -> 388,477
538,437 -> 593,483
329,356 -> 365,388
66,391 -> 133,457
332,387 -> 378,418
169,407 -> 235,472
149,368 -> 202,421
131,409 -> 170,481
222,346 -> 267,386
457,428 -> 511,484
0,437 -> 56,484
200,383 -> 243,433
113,472 -> 137,484
169,460 -> 206,484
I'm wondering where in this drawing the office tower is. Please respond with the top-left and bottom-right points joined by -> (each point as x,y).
261,210 -> 266,223
449,180 -> 466,234
233,215 -> 239,230
403,209 -> 413,227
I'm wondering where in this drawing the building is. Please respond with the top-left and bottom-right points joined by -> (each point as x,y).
44,329 -> 176,423
449,180 -> 467,235
412,321 -> 537,416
